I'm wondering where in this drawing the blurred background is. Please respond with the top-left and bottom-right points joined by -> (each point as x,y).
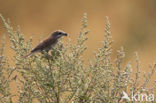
0,0 -> 156,102
0,0 -> 156,85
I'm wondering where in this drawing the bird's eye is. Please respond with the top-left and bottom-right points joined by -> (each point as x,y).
58,32 -> 62,35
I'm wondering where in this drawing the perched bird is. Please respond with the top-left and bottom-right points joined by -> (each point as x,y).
23,30 -> 68,59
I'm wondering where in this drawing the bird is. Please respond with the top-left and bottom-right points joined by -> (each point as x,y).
23,30 -> 68,59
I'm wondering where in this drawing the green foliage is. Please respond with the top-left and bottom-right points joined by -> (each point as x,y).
0,13 -> 155,103
0,35 -> 15,103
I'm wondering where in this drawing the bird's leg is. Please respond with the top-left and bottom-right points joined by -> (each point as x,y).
45,49 -> 50,53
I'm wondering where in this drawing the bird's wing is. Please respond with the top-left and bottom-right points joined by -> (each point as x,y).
31,37 -> 56,53
31,38 -> 49,52
31,41 -> 46,52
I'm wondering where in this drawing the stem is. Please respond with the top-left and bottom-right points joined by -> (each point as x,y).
47,55 -> 60,103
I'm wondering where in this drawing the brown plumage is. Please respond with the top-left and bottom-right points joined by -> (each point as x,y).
23,30 -> 68,59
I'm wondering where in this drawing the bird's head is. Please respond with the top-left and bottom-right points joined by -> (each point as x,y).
51,30 -> 68,39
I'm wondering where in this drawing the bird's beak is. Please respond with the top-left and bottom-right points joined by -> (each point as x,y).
63,33 -> 68,36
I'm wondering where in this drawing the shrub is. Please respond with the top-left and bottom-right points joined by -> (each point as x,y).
0,13 -> 155,103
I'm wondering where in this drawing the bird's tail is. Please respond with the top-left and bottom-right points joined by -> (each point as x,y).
22,52 -> 33,59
